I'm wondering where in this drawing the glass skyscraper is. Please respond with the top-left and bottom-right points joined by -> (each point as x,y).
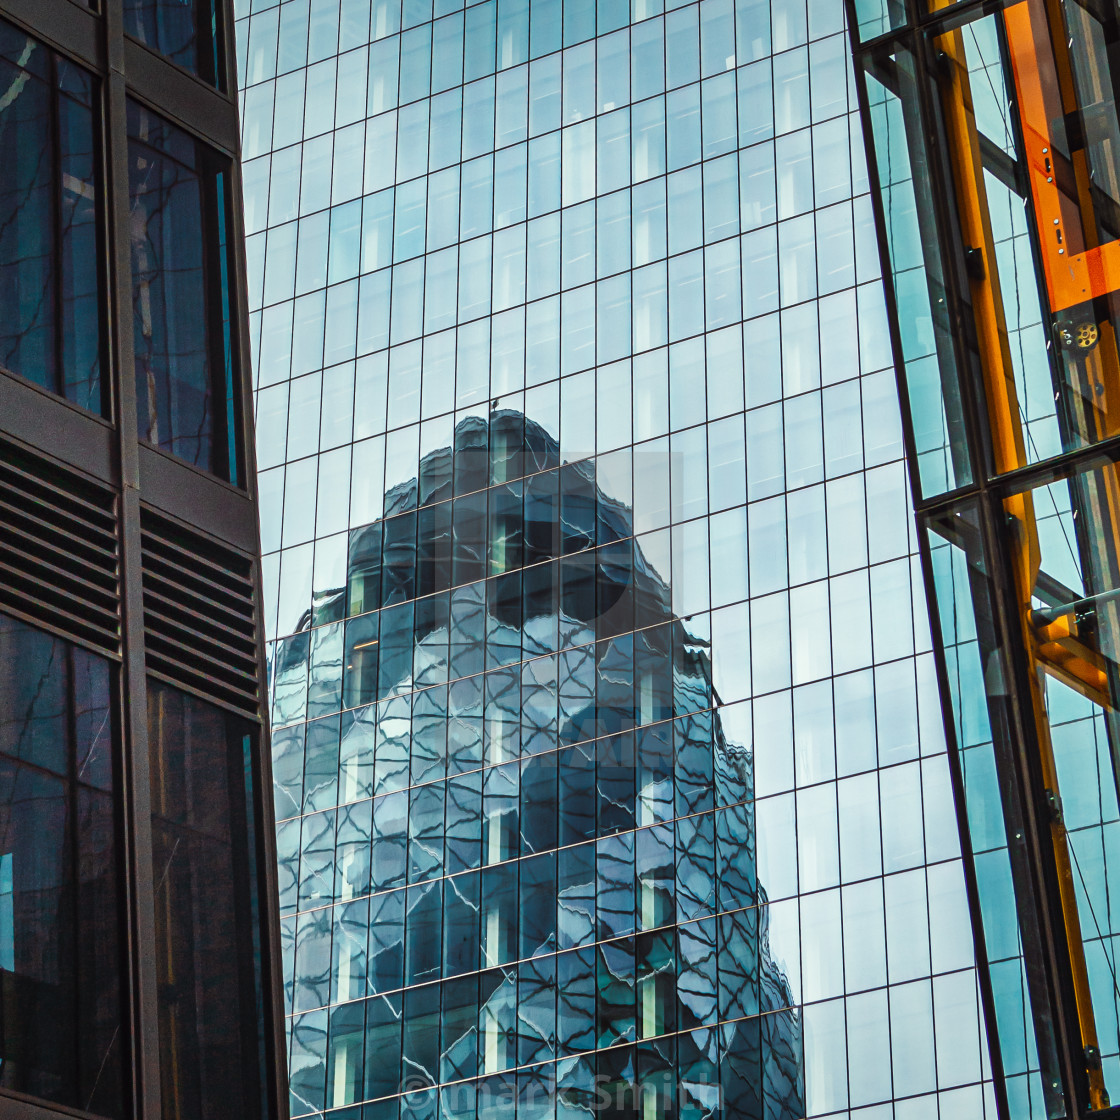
234,0 -> 991,1117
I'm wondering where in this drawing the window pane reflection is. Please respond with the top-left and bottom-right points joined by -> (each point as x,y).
148,681 -> 266,1120
0,21 -> 102,413
0,612 -> 122,1117
266,410 -> 805,1117
123,0 -> 220,86
128,100 -> 240,483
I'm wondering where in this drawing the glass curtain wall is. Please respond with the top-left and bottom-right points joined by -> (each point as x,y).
235,0 -> 992,1117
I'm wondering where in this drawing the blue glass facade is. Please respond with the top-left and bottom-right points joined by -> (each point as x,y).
234,0 -> 994,1116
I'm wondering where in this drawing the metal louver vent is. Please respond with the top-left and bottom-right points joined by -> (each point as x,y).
0,441 -> 119,653
140,508 -> 260,716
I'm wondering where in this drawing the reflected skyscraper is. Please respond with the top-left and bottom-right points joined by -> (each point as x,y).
236,1 -> 992,1118
270,412 -> 804,1116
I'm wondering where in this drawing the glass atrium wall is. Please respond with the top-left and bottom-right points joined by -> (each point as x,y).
235,0 -> 993,1117
849,0 -> 1120,1113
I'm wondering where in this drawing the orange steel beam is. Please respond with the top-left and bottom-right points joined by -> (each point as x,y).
1005,0 -> 1120,310
937,13 -> 1110,1102
1011,508 -> 1111,1111
1006,0 -> 1120,448
1033,611 -> 1111,705
937,25 -> 1027,475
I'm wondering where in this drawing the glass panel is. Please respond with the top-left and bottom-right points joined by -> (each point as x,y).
924,13 -> 1068,474
123,0 -> 220,86
864,47 -> 973,496
875,4 -> 1120,476
850,0 -> 909,50
127,100 -> 241,483
0,612 -> 122,1117
147,680 -> 267,1120
0,20 -> 102,412
925,504 -> 1063,1119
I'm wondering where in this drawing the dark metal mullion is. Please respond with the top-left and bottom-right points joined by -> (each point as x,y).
227,725 -> 267,1120
912,504 -> 1014,1120
213,165 -> 240,486
844,21 -> 936,510
223,55 -> 292,1120
104,2 -> 161,1116
64,644 -> 83,1105
197,152 -> 224,480
903,0 -> 925,53
49,51 -> 65,401
915,432 -> 1120,519
979,481 -> 1096,1115
848,13 -> 1069,1118
207,0 -> 223,93
218,168 -> 240,485
94,55 -> 114,424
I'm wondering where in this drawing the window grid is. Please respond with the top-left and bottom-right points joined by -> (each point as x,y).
236,0 -> 994,1117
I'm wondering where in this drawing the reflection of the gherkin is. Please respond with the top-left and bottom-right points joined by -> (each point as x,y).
274,411 -> 804,1119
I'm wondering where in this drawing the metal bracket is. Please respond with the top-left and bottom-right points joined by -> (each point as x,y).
1046,788 -> 1065,825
